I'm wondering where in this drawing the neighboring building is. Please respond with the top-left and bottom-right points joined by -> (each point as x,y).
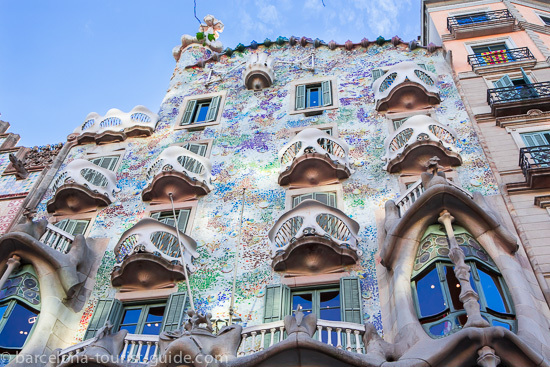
0,10 -> 549,367
422,0 -> 550,306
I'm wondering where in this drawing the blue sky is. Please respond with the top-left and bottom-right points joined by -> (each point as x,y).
0,0 -> 420,147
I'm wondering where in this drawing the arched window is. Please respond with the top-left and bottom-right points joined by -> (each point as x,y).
411,225 -> 515,338
0,265 -> 40,353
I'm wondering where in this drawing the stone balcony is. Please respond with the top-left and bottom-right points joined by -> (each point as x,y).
278,128 -> 352,187
382,115 -> 461,173
47,159 -> 119,214
112,218 -> 198,290
268,199 -> 360,275
507,145 -> 550,191
373,61 -> 440,112
487,82 -> 550,117
447,9 -> 515,40
142,146 -> 212,203
71,106 -> 158,145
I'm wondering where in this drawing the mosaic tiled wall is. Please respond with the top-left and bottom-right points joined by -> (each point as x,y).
33,42 -> 499,342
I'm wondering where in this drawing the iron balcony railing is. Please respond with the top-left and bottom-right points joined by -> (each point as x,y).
467,47 -> 534,68
447,9 -> 514,34
487,82 -> 550,106
519,145 -> 550,177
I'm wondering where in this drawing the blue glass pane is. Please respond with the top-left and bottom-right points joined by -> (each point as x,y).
478,269 -> 508,313
429,320 -> 453,337
416,268 -> 446,317
320,291 -> 340,308
143,306 -> 165,335
320,308 -> 341,321
0,306 -> 7,320
119,324 -> 137,334
307,88 -> 320,107
292,294 -> 313,312
195,104 -> 210,122
0,303 -> 38,349
121,309 -> 142,324
492,320 -> 511,330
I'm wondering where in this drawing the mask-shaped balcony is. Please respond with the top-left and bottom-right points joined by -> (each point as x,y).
373,61 -> 440,112
142,146 -> 212,203
268,200 -> 360,275
243,52 -> 275,90
382,115 -> 462,173
278,128 -> 352,187
71,106 -> 158,145
112,218 -> 198,290
47,159 -> 119,214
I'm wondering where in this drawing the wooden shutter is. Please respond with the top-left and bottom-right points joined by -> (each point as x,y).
521,131 -> 550,147
372,69 -> 385,82
263,284 -> 291,323
84,298 -> 123,340
520,67 -> 531,84
70,220 -> 89,236
161,292 -> 188,332
206,96 -> 221,122
340,277 -> 362,324
321,80 -> 332,107
295,85 -> 306,110
494,75 -> 514,89
181,100 -> 197,125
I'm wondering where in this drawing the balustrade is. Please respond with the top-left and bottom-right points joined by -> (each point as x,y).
40,223 -> 75,254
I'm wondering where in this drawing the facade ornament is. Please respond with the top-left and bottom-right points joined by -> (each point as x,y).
421,156 -> 448,188
243,53 -> 275,90
363,323 -> 406,362
22,143 -> 63,170
284,307 -> 317,337
477,346 -> 501,367
174,14 -> 224,60
9,153 -> 28,179
438,210 -> 490,328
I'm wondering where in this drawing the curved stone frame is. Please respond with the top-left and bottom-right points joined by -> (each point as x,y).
377,181 -> 550,358
71,106 -> 159,145
382,115 -> 462,173
373,61 -> 440,112
142,145 -> 213,203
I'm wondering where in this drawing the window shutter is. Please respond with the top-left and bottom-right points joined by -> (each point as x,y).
520,67 -> 531,84
54,219 -> 69,231
372,69 -> 385,82
84,298 -> 123,340
263,284 -> 291,323
206,96 -> 221,122
183,143 -> 207,157
151,212 -> 161,220
521,132 -> 550,147
418,63 -> 427,70
161,292 -> 188,332
181,100 -> 197,125
321,80 -> 332,107
494,75 -> 514,89
340,277 -> 362,324
295,85 -> 306,110
101,156 -> 119,171
71,220 -> 89,236
177,209 -> 190,233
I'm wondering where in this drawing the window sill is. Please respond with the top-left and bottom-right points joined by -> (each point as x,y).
471,58 -> 537,76
175,120 -> 220,131
289,105 -> 338,116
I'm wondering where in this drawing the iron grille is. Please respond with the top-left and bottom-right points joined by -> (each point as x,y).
447,9 -> 514,34
487,82 -> 550,106
468,47 -> 534,68
519,145 -> 550,177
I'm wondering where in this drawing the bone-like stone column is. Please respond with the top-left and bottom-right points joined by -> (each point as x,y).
477,346 -> 501,367
438,210 -> 489,328
0,255 -> 21,291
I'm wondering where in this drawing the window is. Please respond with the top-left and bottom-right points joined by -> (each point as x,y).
492,74 -> 538,101
118,303 -> 166,335
150,209 -> 191,256
263,278 -> 362,345
372,68 -> 385,82
151,209 -> 190,233
180,96 -> 221,126
81,155 -> 119,187
471,43 -> 507,54
521,130 -> 550,147
179,142 -> 208,174
292,192 -> 336,208
42,219 -> 90,251
471,43 -> 514,66
411,225 -> 515,338
456,12 -> 489,25
393,117 -> 409,130
0,266 -> 40,353
540,14 -> 550,26
290,78 -> 337,115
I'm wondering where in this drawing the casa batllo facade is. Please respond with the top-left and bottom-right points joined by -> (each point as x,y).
0,9 -> 549,367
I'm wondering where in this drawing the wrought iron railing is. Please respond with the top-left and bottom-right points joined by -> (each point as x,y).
519,145 -> 550,177
467,47 -> 534,68
487,82 -> 550,106
447,9 -> 514,34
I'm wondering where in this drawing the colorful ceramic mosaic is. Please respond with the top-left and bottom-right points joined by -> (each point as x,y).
32,41 -> 500,342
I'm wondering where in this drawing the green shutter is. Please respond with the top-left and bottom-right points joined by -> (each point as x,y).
295,85 -> 306,110
340,277 -> 362,324
521,131 -> 550,147
181,100 -> 197,125
70,220 -> 89,236
494,75 -> 514,89
372,69 -> 385,81
206,96 -> 221,122
321,80 -> 332,107
263,284 -> 291,323
161,292 -> 188,332
521,67 -> 531,84
177,209 -> 190,233
84,298 -> 123,340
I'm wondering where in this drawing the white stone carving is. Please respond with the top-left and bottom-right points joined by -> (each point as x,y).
52,159 -> 119,201
268,199 -> 360,257
279,128 -> 352,173
373,61 -> 439,104
243,53 -> 275,90
146,145 -> 213,189
73,105 -> 158,136
114,218 -> 198,272
382,114 -> 460,170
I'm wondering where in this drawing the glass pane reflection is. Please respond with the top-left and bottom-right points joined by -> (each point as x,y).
0,304 -> 37,349
416,268 -> 446,317
478,269 -> 509,313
